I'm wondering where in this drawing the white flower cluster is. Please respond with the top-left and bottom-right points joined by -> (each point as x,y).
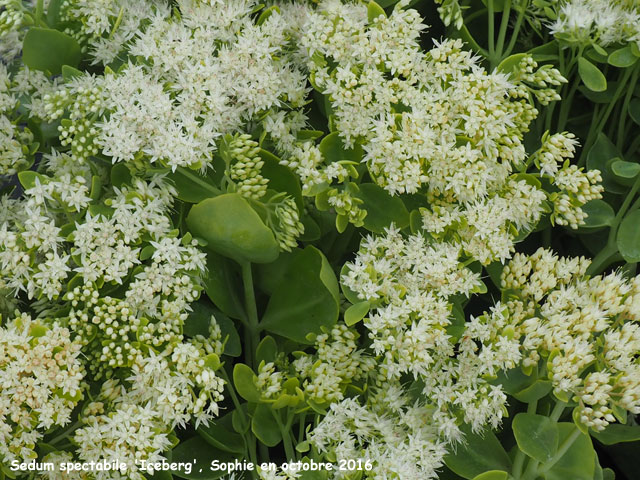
500,248 -> 640,430
548,0 -> 640,47
293,324 -> 375,404
126,342 -> 225,429
310,394 -> 448,479
58,0 -> 154,64
0,63 -> 36,177
532,132 -> 603,228
311,227 -> 524,478
48,0 -> 309,171
74,401 -> 172,480
0,312 -> 85,464
283,1 -> 582,261
0,152 -> 92,305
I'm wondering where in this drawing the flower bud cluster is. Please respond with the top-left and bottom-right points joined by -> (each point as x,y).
0,312 -> 85,464
511,55 -> 566,105
226,134 -> 269,200
498,248 -> 640,430
43,77 -> 104,163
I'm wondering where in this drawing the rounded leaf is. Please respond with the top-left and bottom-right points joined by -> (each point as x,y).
354,183 -> 410,233
444,425 -> 511,479
260,247 -> 339,343
513,413 -> 559,462
578,57 -> 607,92
233,363 -> 261,403
186,193 -> 279,264
251,404 -> 282,447
617,210 -> 640,263
345,301 -> 370,326
23,28 -> 81,74
545,424 -> 595,480
591,425 -> 640,445
472,472 -> 509,480
608,46 -> 638,68
611,160 -> 640,179
579,199 -> 615,230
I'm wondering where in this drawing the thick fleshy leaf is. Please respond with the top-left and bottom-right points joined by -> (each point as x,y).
260,246 -> 339,343
353,183 -> 410,233
344,301 -> 370,326
233,363 -> 261,403
367,0 -> 387,23
586,134 -> 626,194
512,380 -> 553,403
23,28 -> 81,75
497,54 -> 527,75
608,46 -> 638,68
318,132 -> 363,163
444,425 -> 511,479
256,336 -> 278,365
591,424 -> 640,445
259,149 -> 303,211
197,413 -> 245,454
617,210 -> 640,262
171,437 -> 239,479
545,424 -> 595,480
578,57 -> 607,92
579,199 -> 615,230
186,193 -> 279,264
166,168 -> 220,203
611,160 -> 640,179
203,252 -> 245,320
513,413 -> 559,462
251,404 -> 282,447
471,472 -> 508,480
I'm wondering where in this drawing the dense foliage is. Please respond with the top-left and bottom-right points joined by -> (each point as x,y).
1,0 -> 640,479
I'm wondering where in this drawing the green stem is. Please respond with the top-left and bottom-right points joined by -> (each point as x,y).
550,401 -> 567,422
617,64 -> 640,148
488,0 -> 495,59
46,420 -> 83,446
503,1 -> 527,58
512,450 -> 527,479
579,67 -> 635,166
176,167 -> 222,196
35,0 -> 44,25
537,428 -> 583,476
297,412 -> 307,445
494,0 -> 512,66
273,409 -> 296,461
241,261 -> 260,370
219,368 -> 257,468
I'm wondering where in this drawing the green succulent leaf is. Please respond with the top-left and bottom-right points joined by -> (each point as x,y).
617,210 -> 640,262
233,363 -> 261,403
260,246 -> 339,343
544,424 -> 595,480
444,424 -> 511,479
512,413 -> 559,462
186,193 -> 279,264
578,57 -> 607,92
608,46 -> 638,68
171,437 -> 239,479
591,424 -> 640,445
353,183 -> 410,233
579,199 -> 615,230
251,404 -> 282,447
23,28 -> 81,75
